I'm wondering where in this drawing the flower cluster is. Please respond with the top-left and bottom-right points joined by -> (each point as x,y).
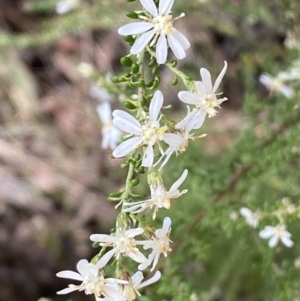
259,58 -> 300,98
239,197 -> 298,248
56,1 -> 228,300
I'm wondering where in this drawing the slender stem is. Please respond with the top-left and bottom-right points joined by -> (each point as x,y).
146,46 -> 196,91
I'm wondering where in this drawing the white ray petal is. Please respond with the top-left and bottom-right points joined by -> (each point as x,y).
156,35 -> 168,64
171,28 -> 190,50
113,137 -> 143,157
195,81 -> 206,96
137,271 -> 161,289
90,234 -> 117,243
56,271 -> 83,281
76,259 -> 89,278
150,90 -> 163,122
200,68 -> 212,93
113,110 -> 140,128
259,227 -> 274,239
113,117 -> 141,135
140,0 -> 158,16
169,169 -> 188,193
281,236 -> 294,247
269,236 -> 279,248
178,91 -> 200,105
97,249 -> 117,269
159,0 -> 174,15
213,61 -> 228,93
142,144 -> 154,167
162,217 -> 171,232
131,30 -> 155,54
118,22 -> 154,35
57,286 -> 79,295
167,33 -> 186,60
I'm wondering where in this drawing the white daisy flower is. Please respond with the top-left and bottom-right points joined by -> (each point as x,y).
178,61 -> 228,118
97,102 -> 122,150
138,217 -> 172,271
156,108 -> 206,170
90,228 -> 148,264
56,0 -> 80,14
123,169 -> 188,219
118,0 -> 190,64
259,225 -> 294,248
56,258 -> 127,300
124,270 -> 161,301
239,207 -> 261,228
259,72 -> 295,98
112,90 -> 168,167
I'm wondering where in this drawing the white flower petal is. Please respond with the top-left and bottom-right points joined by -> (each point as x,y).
137,270 -> 161,289
57,286 -> 79,295
140,0 -> 158,16
113,137 -> 143,158
259,226 -> 275,239
113,117 -> 141,135
104,286 -> 126,301
159,0 -> 174,15
76,259 -> 89,278
269,235 -> 279,248
240,207 -> 252,218
132,271 -> 144,287
213,61 -> 228,93
171,28 -> 190,50
56,270 -> 83,281
128,250 -> 148,263
156,35 -> 168,64
169,169 -> 188,193
178,91 -> 200,105
167,32 -> 186,60
279,85 -> 294,98
150,253 -> 160,271
97,249 -> 117,269
195,81 -> 206,96
113,110 -> 141,129
189,110 -> 206,130
142,144 -> 154,167
164,133 -> 183,147
281,235 -> 294,248
162,217 -> 171,232
126,228 -> 144,237
118,22 -> 154,35
200,68 -> 213,93
90,234 -> 117,243
149,90 -> 163,122
175,110 -> 197,130
259,74 -> 273,86
131,30 -> 155,54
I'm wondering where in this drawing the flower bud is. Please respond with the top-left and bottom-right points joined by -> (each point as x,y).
120,56 -> 133,67
126,11 -> 139,19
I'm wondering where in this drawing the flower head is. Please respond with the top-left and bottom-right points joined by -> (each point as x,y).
259,72 -> 295,98
240,207 -> 261,228
56,259 -> 127,300
138,217 -> 172,270
118,0 -> 190,64
112,90 -> 168,167
90,228 -> 148,264
123,270 -> 161,301
178,61 -> 228,118
259,225 -> 294,248
123,169 -> 188,219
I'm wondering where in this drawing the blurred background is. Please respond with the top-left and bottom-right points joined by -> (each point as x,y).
0,0 -> 300,301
